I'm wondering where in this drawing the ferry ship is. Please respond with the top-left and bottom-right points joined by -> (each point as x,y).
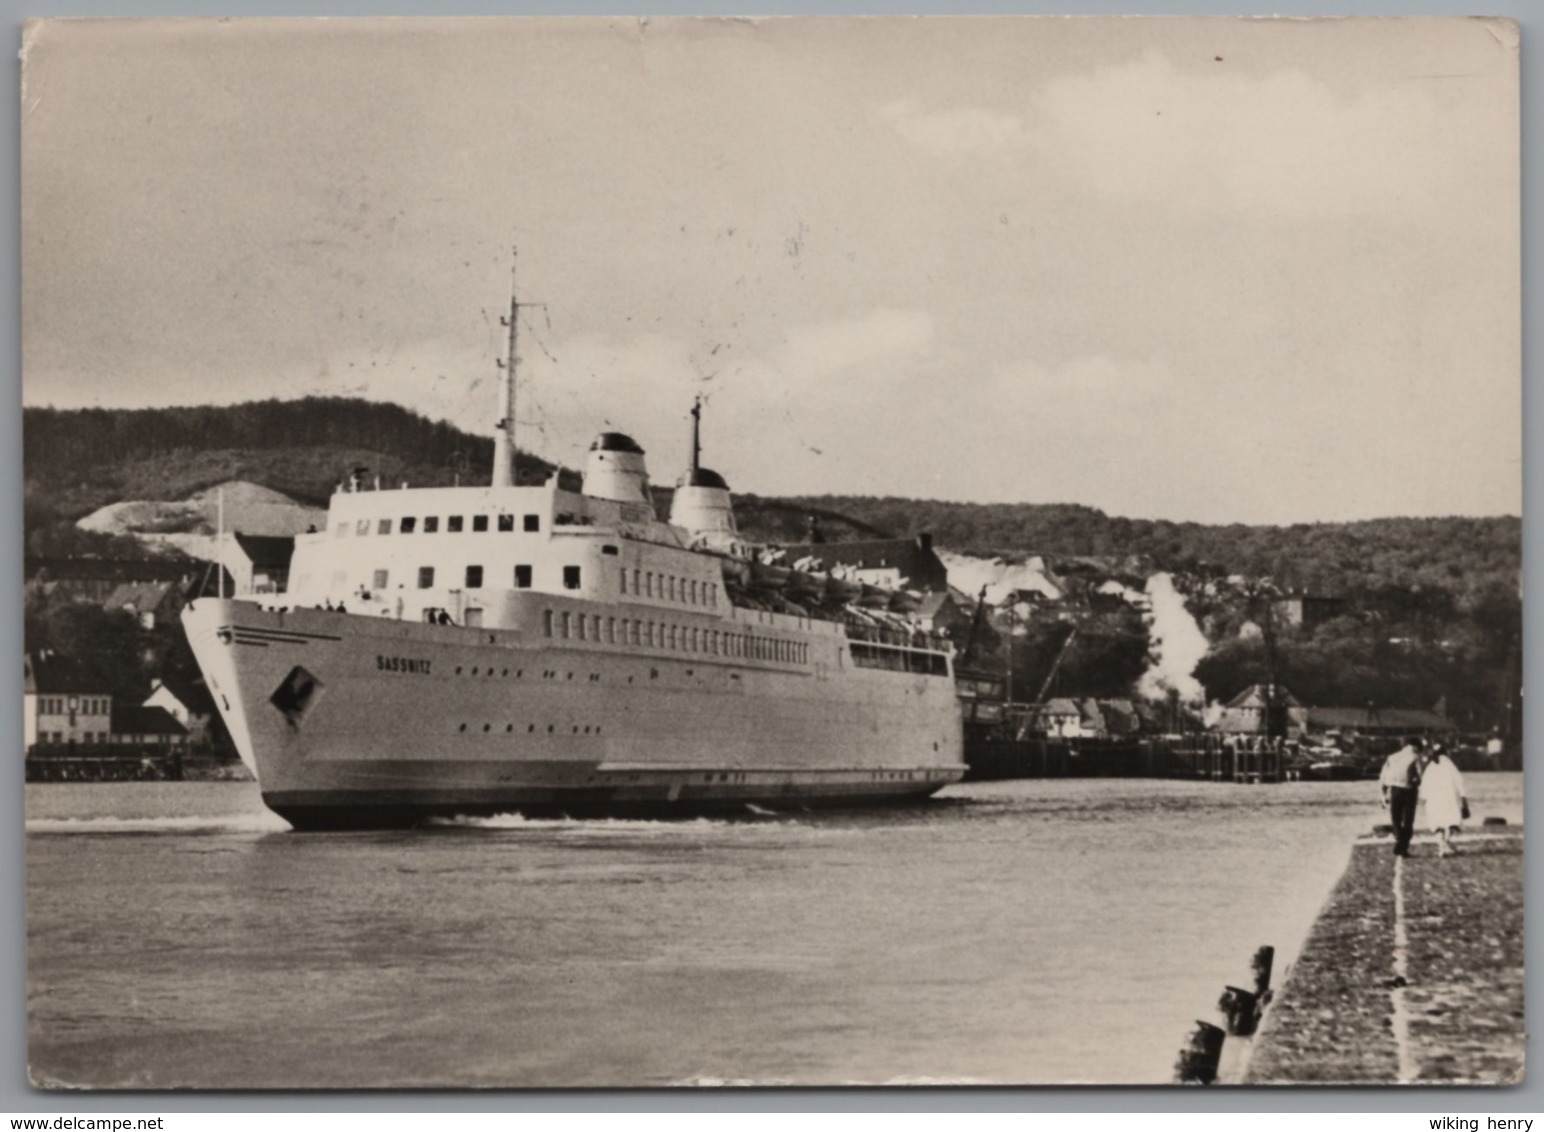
182,274 -> 966,829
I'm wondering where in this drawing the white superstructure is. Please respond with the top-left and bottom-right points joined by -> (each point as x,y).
182,273 -> 965,829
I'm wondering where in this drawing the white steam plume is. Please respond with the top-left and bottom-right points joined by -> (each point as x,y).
1138,572 -> 1209,704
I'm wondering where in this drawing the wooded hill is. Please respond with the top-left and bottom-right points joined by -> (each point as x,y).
25,397 -> 1520,601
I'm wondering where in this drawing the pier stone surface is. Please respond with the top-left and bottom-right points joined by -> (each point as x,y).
1246,830 -> 1523,1085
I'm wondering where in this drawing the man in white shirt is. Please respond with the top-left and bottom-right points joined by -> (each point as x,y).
1379,738 -> 1424,857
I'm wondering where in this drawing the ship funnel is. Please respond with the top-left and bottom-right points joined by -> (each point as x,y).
584,432 -> 653,506
669,398 -> 738,536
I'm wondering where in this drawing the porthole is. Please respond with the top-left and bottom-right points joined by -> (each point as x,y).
502,669 -> 509,677
572,725 -> 579,733
455,666 -> 463,675
567,672 -> 574,681
506,724 -> 514,732
471,667 -> 479,676
458,723 -> 467,732
547,724 -> 555,733
482,723 -> 491,732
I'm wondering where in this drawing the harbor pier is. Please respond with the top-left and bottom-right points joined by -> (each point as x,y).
1245,827 -> 1524,1084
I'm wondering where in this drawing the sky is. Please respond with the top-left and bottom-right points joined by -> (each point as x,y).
20,16 -> 1520,525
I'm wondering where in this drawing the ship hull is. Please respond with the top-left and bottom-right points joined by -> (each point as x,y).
184,599 -> 966,829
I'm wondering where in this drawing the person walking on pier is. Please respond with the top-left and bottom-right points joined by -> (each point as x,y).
1420,743 -> 1468,858
1379,737 -> 1424,857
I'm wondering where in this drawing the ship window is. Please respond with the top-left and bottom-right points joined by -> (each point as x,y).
692,628 -> 701,652
602,544 -> 619,556
524,514 -> 540,532
515,565 -> 532,589
690,579 -> 698,604
646,621 -> 655,647
498,514 -> 515,532
448,516 -> 464,533
418,566 -> 434,589
424,516 -> 440,534
355,519 -> 370,536
400,517 -> 417,534
668,576 -> 677,602
465,565 -> 484,589
577,615 -> 586,641
606,618 -> 616,644
633,569 -> 642,595
620,570 -> 628,594
592,615 -> 602,641
373,569 -> 389,589
543,611 -> 553,638
562,613 -> 572,639
378,519 -> 393,536
564,566 -> 581,590
645,572 -> 654,597
668,625 -> 678,650
473,515 -> 489,532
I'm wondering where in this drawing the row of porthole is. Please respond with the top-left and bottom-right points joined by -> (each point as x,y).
456,722 -> 604,735
453,665 -> 605,682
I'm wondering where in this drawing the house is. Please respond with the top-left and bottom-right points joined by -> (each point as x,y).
222,534 -> 295,595
144,677 -> 216,747
1210,683 -> 1310,738
776,534 -> 949,594
1098,698 -> 1143,737
1036,697 -> 1086,738
23,652 -> 113,749
1274,592 -> 1349,631
102,580 -> 184,630
110,704 -> 189,748
915,591 -> 970,634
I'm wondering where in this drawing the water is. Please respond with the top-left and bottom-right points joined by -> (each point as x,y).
26,774 -> 1523,1088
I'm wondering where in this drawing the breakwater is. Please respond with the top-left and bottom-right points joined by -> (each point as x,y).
1245,825 -> 1524,1084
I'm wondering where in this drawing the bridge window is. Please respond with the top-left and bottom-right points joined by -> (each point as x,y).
472,515 -> 489,532
577,615 -> 587,641
633,569 -> 642,595
602,545 -> 619,556
668,576 -> 677,602
355,520 -> 370,536
465,565 -> 484,589
524,514 -> 540,532
620,570 -> 628,594
378,519 -> 393,536
400,517 -> 417,534
607,618 -> 616,644
645,572 -> 654,598
690,579 -> 699,604
498,514 -> 515,532
562,613 -> 572,639
564,566 -> 581,591
417,566 -> 434,589
543,611 -> 553,638
515,565 -> 532,589
373,569 -> 389,589
447,516 -> 464,533
423,516 -> 439,534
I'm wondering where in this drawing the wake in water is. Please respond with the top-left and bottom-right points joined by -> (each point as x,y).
25,812 -> 293,836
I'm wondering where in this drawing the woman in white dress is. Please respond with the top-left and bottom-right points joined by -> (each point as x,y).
1419,745 -> 1467,857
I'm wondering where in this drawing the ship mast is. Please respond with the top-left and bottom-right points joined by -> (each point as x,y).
492,248 -> 520,488
690,395 -> 702,476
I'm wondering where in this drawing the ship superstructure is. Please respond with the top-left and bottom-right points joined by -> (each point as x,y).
182,264 -> 965,829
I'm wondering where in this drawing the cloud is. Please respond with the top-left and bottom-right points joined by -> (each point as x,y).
878,100 -> 1027,157
777,307 -> 935,383
1022,49 -> 1503,219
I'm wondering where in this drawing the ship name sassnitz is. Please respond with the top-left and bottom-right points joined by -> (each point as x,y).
376,655 -> 433,675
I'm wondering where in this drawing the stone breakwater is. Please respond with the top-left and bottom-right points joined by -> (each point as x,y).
1246,829 -> 1524,1085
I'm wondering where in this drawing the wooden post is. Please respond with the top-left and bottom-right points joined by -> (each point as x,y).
1174,1021 -> 1226,1084
1218,986 -> 1261,1036
1251,945 -> 1275,997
